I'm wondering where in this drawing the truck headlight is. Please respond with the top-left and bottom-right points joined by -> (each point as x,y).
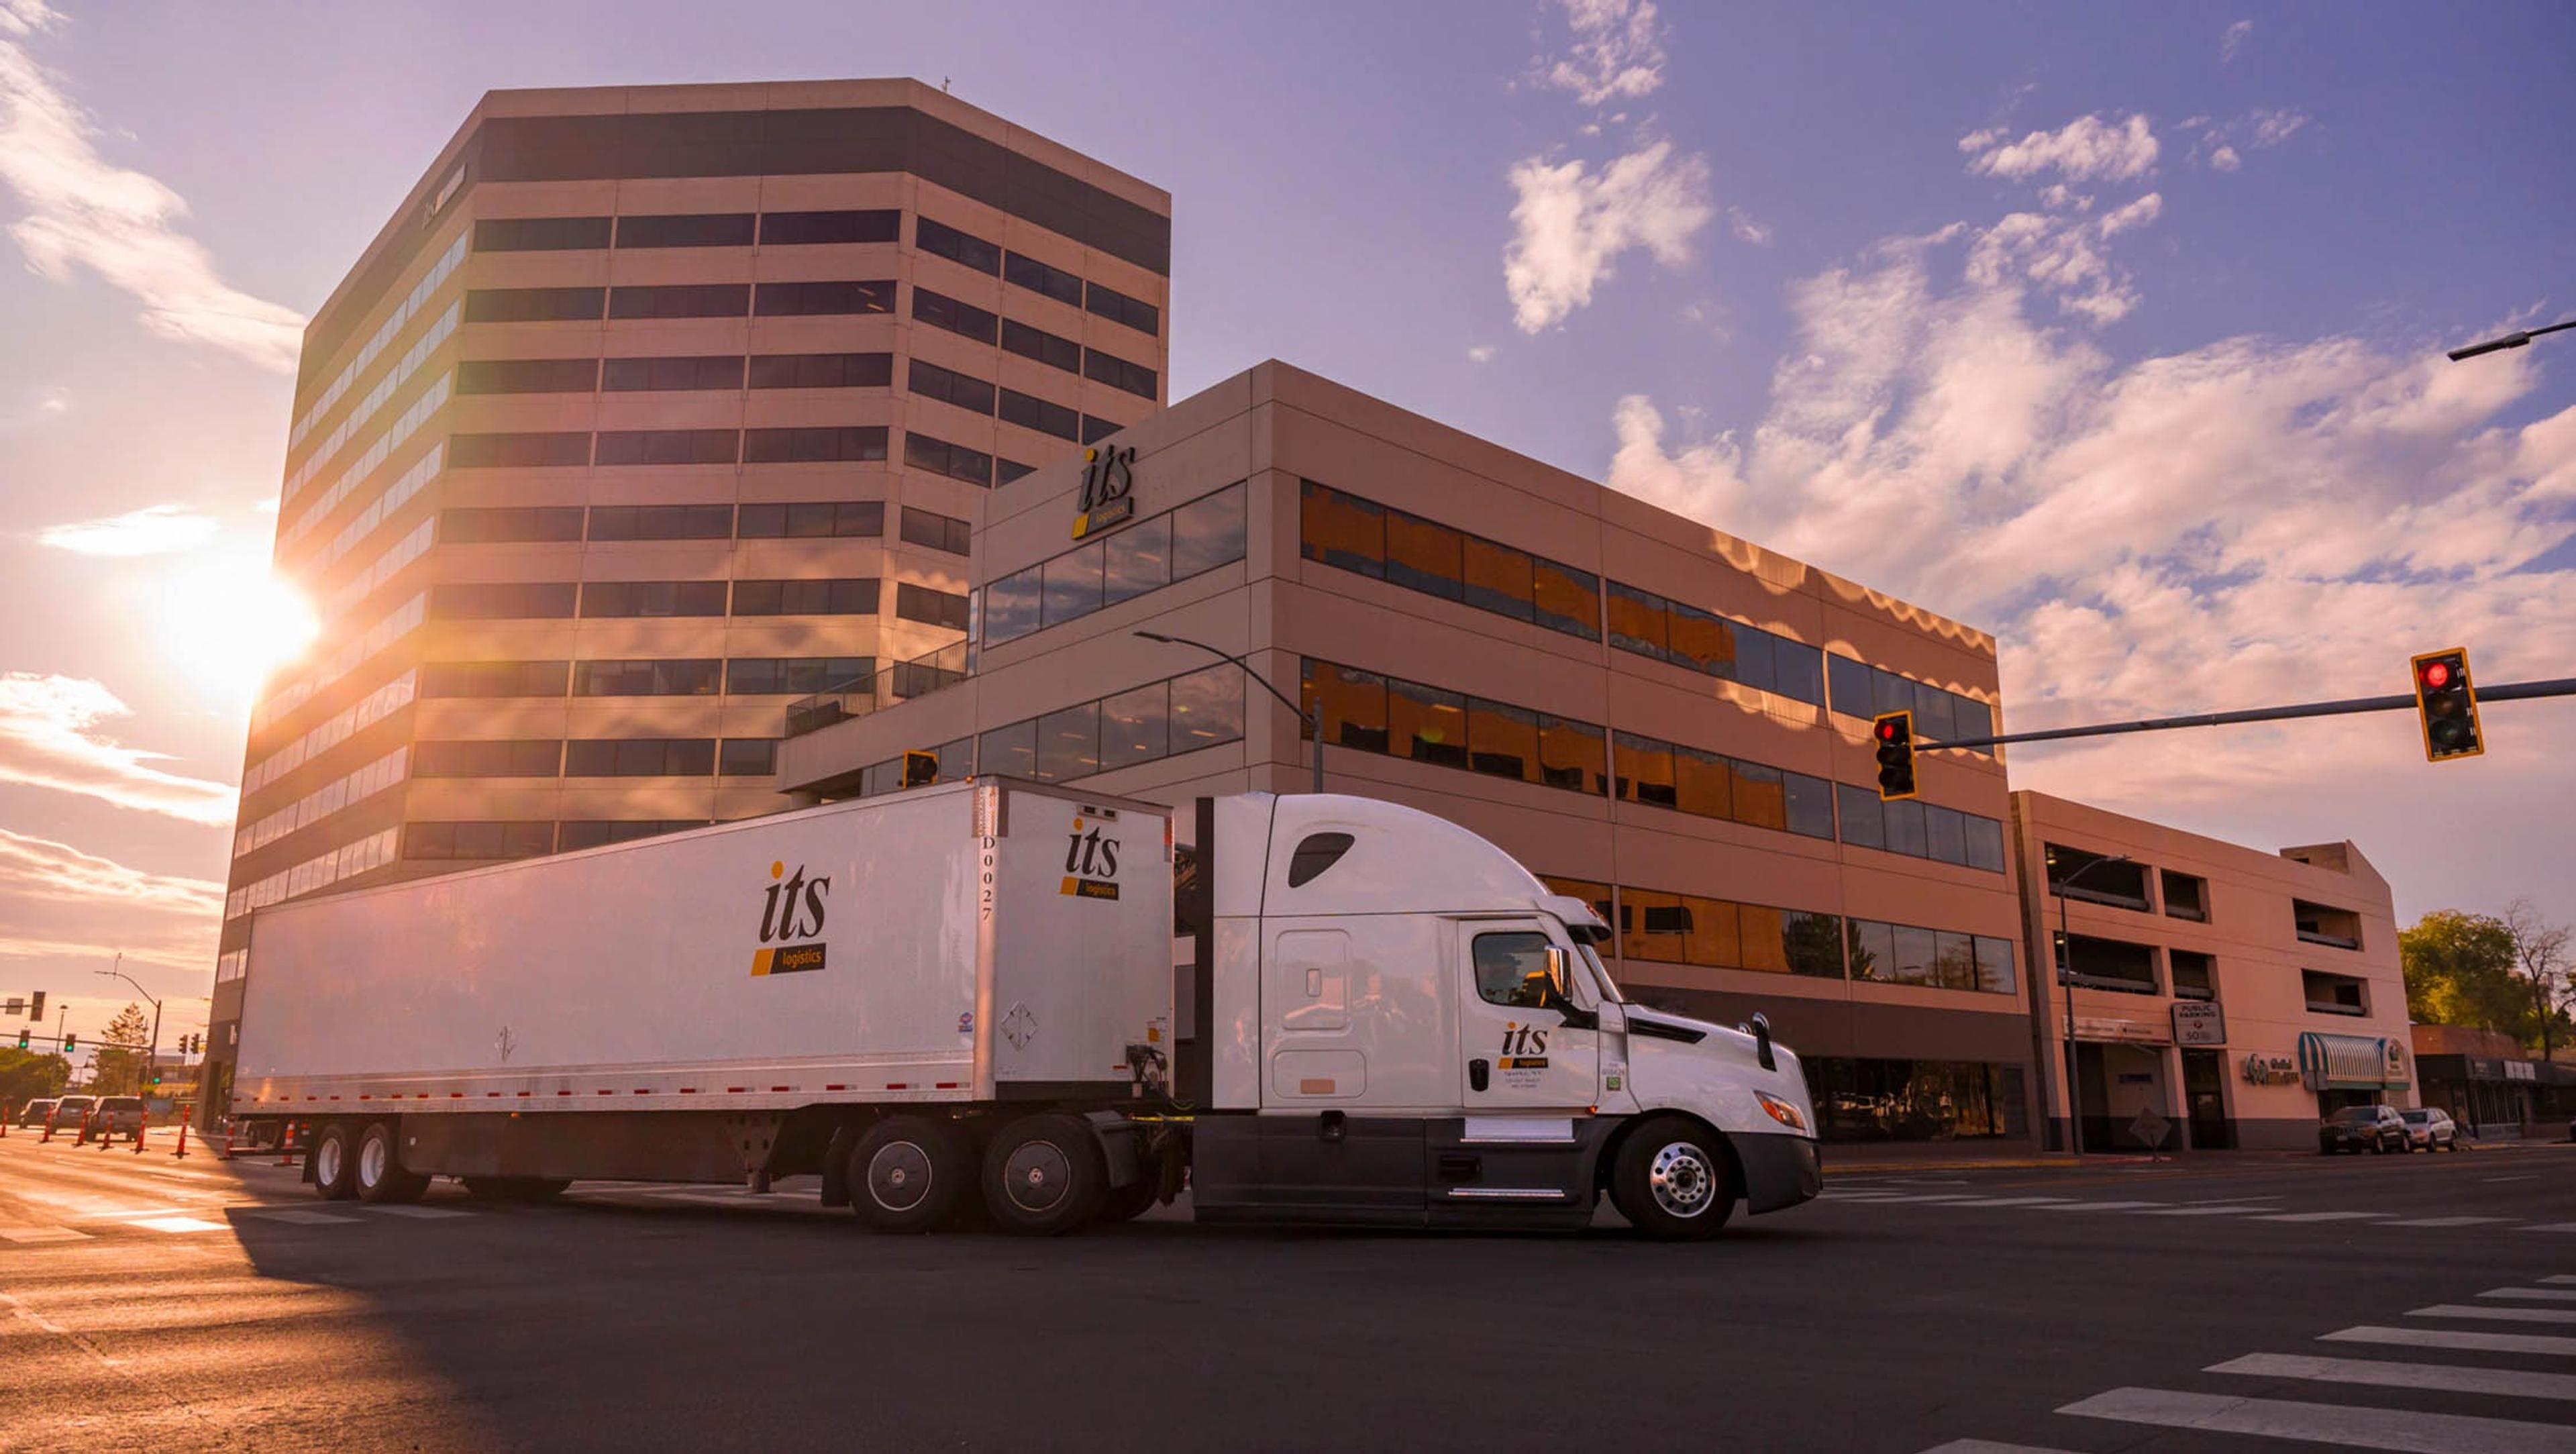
1756,1090 -> 1808,1133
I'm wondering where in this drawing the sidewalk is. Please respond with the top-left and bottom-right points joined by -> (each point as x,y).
1825,1136 -> 2575,1176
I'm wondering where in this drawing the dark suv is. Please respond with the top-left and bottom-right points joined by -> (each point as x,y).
2319,1104 -> 2410,1154
16,1097 -> 58,1129
84,1096 -> 146,1143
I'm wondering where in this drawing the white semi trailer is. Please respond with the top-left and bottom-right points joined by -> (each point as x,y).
234,780 -> 1820,1238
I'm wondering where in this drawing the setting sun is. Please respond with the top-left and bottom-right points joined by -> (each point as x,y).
152,554 -> 319,712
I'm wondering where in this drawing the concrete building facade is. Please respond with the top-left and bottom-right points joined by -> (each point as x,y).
778,361 -> 2041,1151
2009,791 -> 2413,1153
207,80 -> 1170,1117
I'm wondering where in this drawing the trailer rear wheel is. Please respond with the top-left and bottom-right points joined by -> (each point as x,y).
354,1122 -> 430,1204
1609,1119 -> 1735,1241
848,1116 -> 966,1233
311,1123 -> 358,1200
981,1114 -> 1105,1236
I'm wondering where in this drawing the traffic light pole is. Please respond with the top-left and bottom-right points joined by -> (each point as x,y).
1920,676 -> 2576,753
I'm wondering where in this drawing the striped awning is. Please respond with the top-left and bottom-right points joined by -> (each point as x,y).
2298,1031 -> 2407,1090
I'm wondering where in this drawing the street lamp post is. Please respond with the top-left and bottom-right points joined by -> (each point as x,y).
93,953 -> 161,1101
1132,631 -> 1325,794
2049,852 -> 2136,1156
2447,318 -> 2574,362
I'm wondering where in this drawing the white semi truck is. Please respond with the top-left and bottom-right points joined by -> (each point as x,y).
232,780 -> 1820,1239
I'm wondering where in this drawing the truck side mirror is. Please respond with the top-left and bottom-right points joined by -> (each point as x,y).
1543,946 -> 1571,1000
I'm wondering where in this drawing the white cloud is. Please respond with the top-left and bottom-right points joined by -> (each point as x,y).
1965,193 -> 2163,325
0,11 -> 306,370
2208,145 -> 2242,172
2187,109 -> 2312,172
1504,138 -> 1714,332
1726,205 -> 1771,245
1961,113 -> 2160,185
2221,19 -> 2253,64
0,825 -> 220,913
0,674 -> 236,823
1539,0 -> 1667,107
1467,344 -> 1498,364
0,827 -> 221,975
37,503 -> 219,556
2247,108 -> 2310,148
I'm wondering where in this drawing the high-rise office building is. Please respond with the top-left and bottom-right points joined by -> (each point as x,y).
205,81 -> 1170,1114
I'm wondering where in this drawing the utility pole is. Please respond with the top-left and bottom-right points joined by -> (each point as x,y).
95,953 -> 161,1101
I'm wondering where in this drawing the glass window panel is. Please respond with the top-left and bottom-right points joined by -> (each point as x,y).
1934,931 -> 1978,990
1686,895 -> 1741,969
1773,642 -> 1824,706
1828,654 -> 1873,718
1786,911 -> 1845,979
1605,582 -> 1669,660
1613,731 -> 1677,808
1460,536 -> 1537,622
1739,904 -> 1789,973
1040,541 -> 1105,627
1171,483 -> 1245,579
1873,668 -> 1914,718
1974,936 -> 2018,994
1784,772 -> 1836,839
1892,925 -> 1938,985
1389,678 -> 1469,769
1963,815 -> 2006,873
1848,920 -> 1898,983
1924,804 -> 1967,865
1731,761 -> 1787,831
1383,511 -> 1464,601
1099,683 -> 1170,770
1673,745 -> 1733,819
1621,887 -> 1686,965
1914,680 -> 1958,743
1883,798 -> 1928,858
1837,784 -> 1885,850
1101,514 -> 1172,606
1532,560 -> 1600,640
1168,665 -> 1245,753
1304,661 -> 1390,754
982,569 -> 1041,646
1953,694 -> 1994,749
1466,698 -> 1539,783
1665,603 -> 1734,676
1536,715 -> 1604,794
978,719 -> 1036,779
1733,627 -> 1777,693
1034,703 -> 1100,782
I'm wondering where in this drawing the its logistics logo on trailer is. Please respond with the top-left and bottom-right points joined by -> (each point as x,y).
1061,809 -> 1125,901
750,860 -> 831,976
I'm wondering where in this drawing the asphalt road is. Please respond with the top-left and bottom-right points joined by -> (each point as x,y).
5,1130 -> 2576,1452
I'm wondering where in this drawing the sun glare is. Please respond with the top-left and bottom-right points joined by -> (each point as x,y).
154,556 -> 319,712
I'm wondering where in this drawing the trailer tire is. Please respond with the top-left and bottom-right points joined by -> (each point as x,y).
311,1123 -> 359,1201
1609,1118 -> 1735,1241
354,1122 -> 430,1204
848,1117 -> 967,1234
981,1114 -> 1105,1236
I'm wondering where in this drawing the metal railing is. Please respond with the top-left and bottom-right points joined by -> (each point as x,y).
783,639 -> 970,739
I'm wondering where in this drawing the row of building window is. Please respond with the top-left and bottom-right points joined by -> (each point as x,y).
474,209 -> 901,254
911,287 -> 1157,400
287,301 -> 458,503
284,372 -> 450,543
913,359 -> 1128,446
461,280 -> 894,325
1608,729 -> 1837,840
245,672 -> 417,796
307,444 -> 444,579
1300,480 -> 1599,643
1837,784 -> 2009,872
1806,1059 -> 2027,1143
291,232 -> 467,452
1542,875 -> 2016,996
420,656 -> 878,700
455,351 -> 898,396
233,747 -> 407,860
1826,655 -> 1995,755
251,592 -> 426,739
981,484 -> 1249,647
1604,579 -> 1824,709
915,215 -> 1160,337
974,665 -> 1247,784
411,736 -> 780,780
423,576 -> 965,623
435,501 -> 963,548
224,827 -> 397,923
401,817 -> 723,861
453,426 -> 898,470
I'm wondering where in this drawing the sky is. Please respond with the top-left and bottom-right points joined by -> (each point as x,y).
0,1 -> 2570,1061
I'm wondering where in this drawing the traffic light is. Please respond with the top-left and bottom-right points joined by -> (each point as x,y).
28,990 -> 42,1021
1873,711 -> 1918,801
2411,647 -> 2484,762
13,1029 -> 25,1051
61,1033 -> 75,1052
900,749 -> 939,788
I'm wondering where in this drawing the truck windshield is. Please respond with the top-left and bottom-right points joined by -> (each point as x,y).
1577,943 -> 1627,1004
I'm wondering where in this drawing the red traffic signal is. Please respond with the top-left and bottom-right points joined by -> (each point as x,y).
1872,711 -> 1918,802
2410,647 -> 2483,762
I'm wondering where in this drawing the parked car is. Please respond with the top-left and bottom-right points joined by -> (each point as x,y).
2318,1104 -> 2410,1154
83,1096 -> 146,1143
45,1094 -> 97,1135
16,1097 -> 58,1129
2398,1107 -> 2461,1152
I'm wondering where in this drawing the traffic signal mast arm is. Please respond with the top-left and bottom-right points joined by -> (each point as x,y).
1918,674 -> 2576,753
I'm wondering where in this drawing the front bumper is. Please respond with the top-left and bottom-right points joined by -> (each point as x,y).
1735,1131 -> 1822,1213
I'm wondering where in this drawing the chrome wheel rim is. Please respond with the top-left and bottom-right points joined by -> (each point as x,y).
867,1141 -> 935,1212
315,1137 -> 342,1187
1647,1141 -> 1717,1218
1002,1140 -> 1072,1213
358,1137 -> 387,1188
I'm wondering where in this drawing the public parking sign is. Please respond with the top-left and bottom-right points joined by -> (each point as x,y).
2171,1000 -> 2226,1046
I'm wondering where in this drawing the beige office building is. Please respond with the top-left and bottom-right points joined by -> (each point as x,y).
778,362 -> 2041,1149
207,80 -> 1169,1114
2009,791 -> 2412,1152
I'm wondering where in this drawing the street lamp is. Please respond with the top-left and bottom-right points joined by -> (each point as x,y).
2447,318 -> 2574,362
2047,851 -> 2135,1156
1132,631 -> 1325,794
93,953 -> 161,1100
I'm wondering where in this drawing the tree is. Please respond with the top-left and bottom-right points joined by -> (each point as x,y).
91,1002 -> 152,1096
2503,898 -> 2576,1057
2401,910 -> 2525,1034
0,1047 -> 70,1106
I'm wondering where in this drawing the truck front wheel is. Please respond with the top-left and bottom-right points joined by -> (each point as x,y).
1610,1119 -> 1735,1241
981,1114 -> 1105,1236
848,1116 -> 967,1233
311,1123 -> 359,1200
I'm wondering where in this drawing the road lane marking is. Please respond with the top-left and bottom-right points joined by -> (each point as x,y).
1915,1442 -> 2077,1453
2323,1325 -> 2576,1356
2543,1276 -> 2576,1285
2210,1352 -> 2576,1402
0,1227 -> 91,1243
2130,1204 -> 2270,1216
2024,1200 -> 2167,1212
2385,1216 -> 2514,1227
2488,1175 -> 2542,1182
2487,1289 -> 2576,1302
361,1205 -> 470,1219
2525,1225 -> 2576,1234
2410,1304 -> 2576,1325
0,1291 -> 69,1335
1932,1197 -> 2081,1208
2253,1211 -> 2387,1223
127,1216 -> 227,1233
239,1209 -> 358,1226
2059,1386 -> 2576,1453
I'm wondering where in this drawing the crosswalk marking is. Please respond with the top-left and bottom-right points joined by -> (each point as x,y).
2060,1386 -> 2576,1453
2210,1351 -> 2576,1402
0,1227 -> 92,1243
241,1209 -> 358,1226
127,1216 -> 226,1233
2413,1304 -> 2576,1325
2489,1289 -> 2576,1303
2324,1325 -> 2576,1356
2529,1225 -> 2576,1235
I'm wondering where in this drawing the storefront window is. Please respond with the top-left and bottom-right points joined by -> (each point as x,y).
1806,1058 -> 2021,1142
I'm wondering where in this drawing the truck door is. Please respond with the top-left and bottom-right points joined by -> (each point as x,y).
1455,924 -> 1600,1111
